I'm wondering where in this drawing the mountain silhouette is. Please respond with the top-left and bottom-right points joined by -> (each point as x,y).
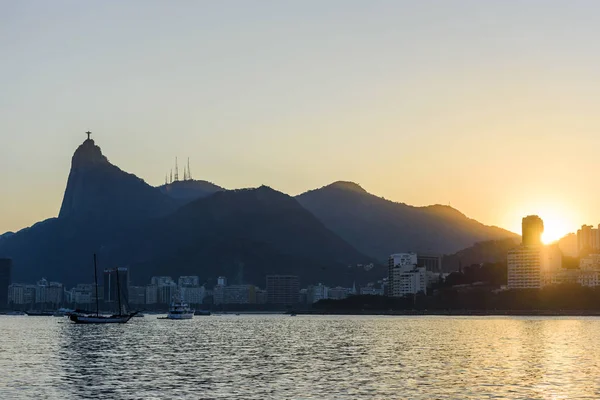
158,179 -> 224,202
60,138 -> 176,225
0,139 -> 374,286
296,181 -> 518,260
106,186 -> 374,286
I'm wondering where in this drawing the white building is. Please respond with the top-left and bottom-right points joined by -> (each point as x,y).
308,283 -> 329,303
508,245 -> 562,289
178,276 -> 200,287
145,285 -> 158,305
388,253 -> 427,297
181,286 -> 206,305
580,254 -> 600,271
328,286 -> 350,300
360,286 -> 384,296
71,284 -> 95,305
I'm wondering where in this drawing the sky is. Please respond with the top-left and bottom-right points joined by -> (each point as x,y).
2,1 -> 600,242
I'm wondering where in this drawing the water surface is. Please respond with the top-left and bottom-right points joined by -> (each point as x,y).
1,315 -> 599,399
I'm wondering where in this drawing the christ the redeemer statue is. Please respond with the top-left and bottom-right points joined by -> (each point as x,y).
86,131 -> 92,140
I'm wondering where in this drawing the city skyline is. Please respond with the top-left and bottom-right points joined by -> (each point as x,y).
4,1 -> 600,240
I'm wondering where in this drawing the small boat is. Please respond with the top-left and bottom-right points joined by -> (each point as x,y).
167,293 -> 194,320
194,310 -> 211,316
4,310 -> 25,316
69,254 -> 137,324
25,310 -> 54,316
53,308 -> 74,317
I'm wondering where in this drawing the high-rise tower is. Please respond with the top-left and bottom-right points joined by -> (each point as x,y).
522,215 -> 544,246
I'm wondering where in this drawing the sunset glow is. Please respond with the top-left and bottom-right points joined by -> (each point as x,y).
541,213 -> 573,244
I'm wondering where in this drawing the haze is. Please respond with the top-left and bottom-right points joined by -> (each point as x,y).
2,1 -> 599,241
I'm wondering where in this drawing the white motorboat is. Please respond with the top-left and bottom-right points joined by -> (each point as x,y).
167,294 -> 194,320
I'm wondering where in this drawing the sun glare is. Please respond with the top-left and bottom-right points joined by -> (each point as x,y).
541,215 -> 571,244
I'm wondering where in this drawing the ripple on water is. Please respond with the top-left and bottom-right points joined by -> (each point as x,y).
2,315 -> 600,399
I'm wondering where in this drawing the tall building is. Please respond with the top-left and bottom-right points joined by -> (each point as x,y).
0,258 -> 12,309
266,275 -> 299,305
104,268 -> 129,305
388,253 -> 427,297
35,278 -> 63,305
145,285 -> 158,305
508,216 -> 563,289
522,215 -> 544,246
129,286 -> 146,305
217,276 -> 227,286
577,224 -> 600,254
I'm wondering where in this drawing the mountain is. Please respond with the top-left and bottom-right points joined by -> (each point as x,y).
60,138 -> 177,225
0,138 -> 175,285
0,232 -> 14,241
296,181 -> 519,260
0,139 -> 375,286
158,180 -> 224,202
441,238 -> 520,272
106,186 -> 376,286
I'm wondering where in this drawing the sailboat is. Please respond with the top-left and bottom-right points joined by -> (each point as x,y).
69,254 -> 137,324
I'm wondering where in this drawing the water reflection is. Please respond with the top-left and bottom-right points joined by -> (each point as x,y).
2,316 -> 600,399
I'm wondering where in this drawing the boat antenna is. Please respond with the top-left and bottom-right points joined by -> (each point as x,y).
115,267 -> 123,316
93,254 -> 99,317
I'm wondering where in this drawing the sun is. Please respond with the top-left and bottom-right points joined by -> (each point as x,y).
541,214 -> 571,244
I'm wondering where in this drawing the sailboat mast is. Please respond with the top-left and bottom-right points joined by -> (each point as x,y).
115,267 -> 122,316
93,254 -> 99,317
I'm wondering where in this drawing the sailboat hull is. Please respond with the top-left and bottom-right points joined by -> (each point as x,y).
69,313 -> 135,324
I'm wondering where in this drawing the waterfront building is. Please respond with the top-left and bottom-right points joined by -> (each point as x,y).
508,216 -> 563,289
328,286 -> 351,300
8,284 -> 36,305
307,283 -> 329,303
522,215 -> 544,246
213,284 -> 225,305
151,276 -> 174,286
388,253 -> 427,296
145,285 -> 158,305
224,285 -> 256,304
178,276 -> 200,287
266,275 -> 300,305
129,286 -> 146,305
0,258 -> 11,308
255,288 -> 268,304
158,280 -> 177,304
71,284 -> 95,305
181,286 -> 206,305
580,254 -> 600,271
104,268 -> 129,304
360,286 -> 384,296
577,224 -> 600,254
35,279 -> 63,305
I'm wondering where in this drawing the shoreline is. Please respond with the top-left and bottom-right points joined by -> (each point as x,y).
295,310 -> 600,316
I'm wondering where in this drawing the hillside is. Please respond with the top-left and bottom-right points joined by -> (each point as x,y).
158,179 -> 224,202
107,186 -> 376,286
296,181 -> 519,260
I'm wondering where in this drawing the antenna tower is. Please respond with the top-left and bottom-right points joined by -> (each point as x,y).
187,158 -> 192,180
174,158 -> 179,182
